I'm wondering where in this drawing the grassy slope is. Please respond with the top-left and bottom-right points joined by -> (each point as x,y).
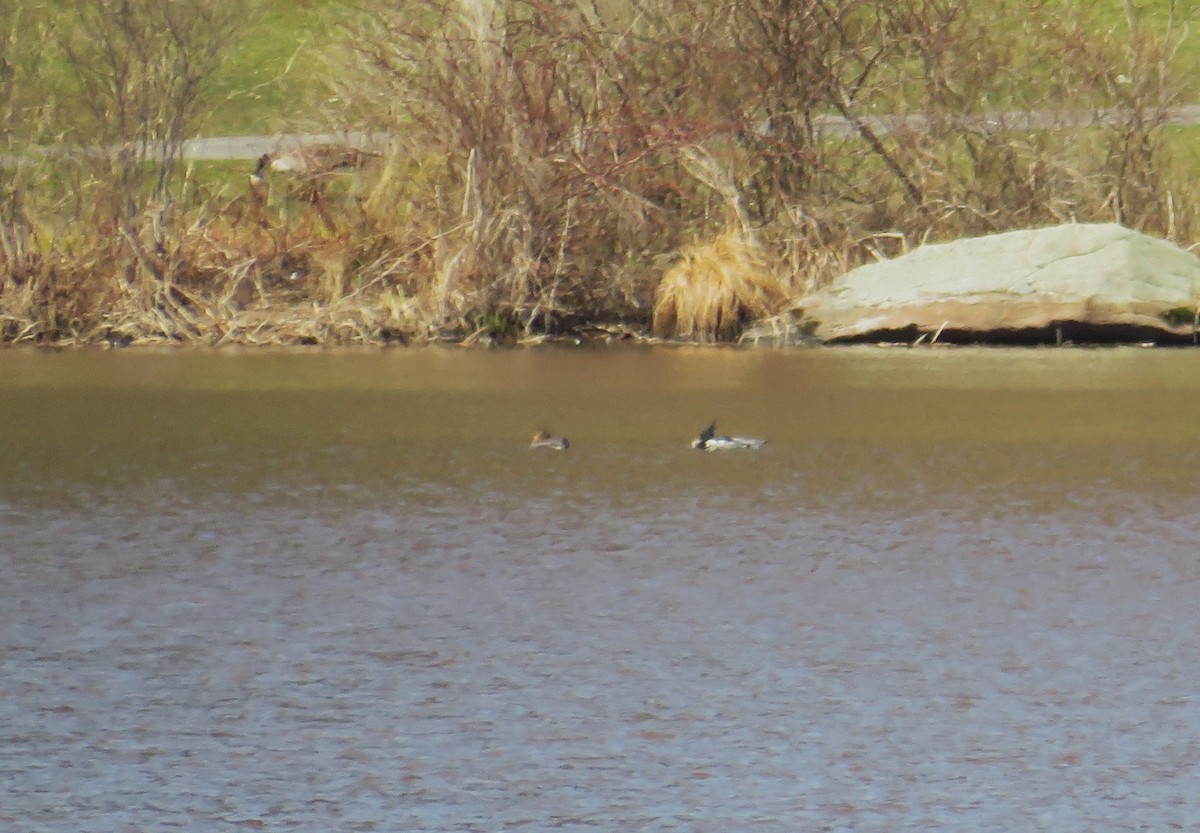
25,0 -> 1200,136
199,0 -> 1199,136
1059,0 -> 1200,94
201,0 -> 360,136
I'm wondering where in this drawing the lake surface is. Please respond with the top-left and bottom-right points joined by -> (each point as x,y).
2,346 -> 1199,832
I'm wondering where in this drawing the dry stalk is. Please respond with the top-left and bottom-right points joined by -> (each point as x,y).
680,145 -> 752,242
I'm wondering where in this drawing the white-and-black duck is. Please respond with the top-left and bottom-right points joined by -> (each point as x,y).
691,421 -> 766,450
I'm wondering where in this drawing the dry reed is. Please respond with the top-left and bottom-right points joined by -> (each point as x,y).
652,233 -> 790,342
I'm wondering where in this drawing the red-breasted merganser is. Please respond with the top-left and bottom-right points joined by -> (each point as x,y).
691,421 -> 766,450
530,431 -> 570,450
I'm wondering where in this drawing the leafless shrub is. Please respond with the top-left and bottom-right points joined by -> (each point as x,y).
873,0 -> 1187,241
48,0 -> 235,337
59,0 -> 238,214
335,0 -> 731,333
0,5 -> 60,340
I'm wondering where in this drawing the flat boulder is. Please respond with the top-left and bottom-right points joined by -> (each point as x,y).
791,223 -> 1200,344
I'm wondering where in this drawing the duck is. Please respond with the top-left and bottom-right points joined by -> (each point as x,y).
249,153 -> 271,185
691,420 -> 766,450
530,430 -> 570,451
258,143 -> 381,177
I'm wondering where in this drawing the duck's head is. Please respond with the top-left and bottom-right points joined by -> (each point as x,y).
250,153 -> 271,183
691,420 -> 716,449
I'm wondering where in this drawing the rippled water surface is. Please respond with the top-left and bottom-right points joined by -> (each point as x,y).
2,347 -> 1199,832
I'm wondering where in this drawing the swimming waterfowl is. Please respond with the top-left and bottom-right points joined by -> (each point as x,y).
691,420 -> 766,450
530,431 -> 570,451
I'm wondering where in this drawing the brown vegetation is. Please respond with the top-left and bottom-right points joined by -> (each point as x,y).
653,234 -> 789,342
1,0 -> 1196,344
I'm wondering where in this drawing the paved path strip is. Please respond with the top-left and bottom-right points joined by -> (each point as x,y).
179,104 -> 1200,159
182,131 -> 383,160
7,106 -> 1200,166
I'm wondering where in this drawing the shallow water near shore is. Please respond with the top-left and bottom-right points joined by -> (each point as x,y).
2,345 -> 1199,831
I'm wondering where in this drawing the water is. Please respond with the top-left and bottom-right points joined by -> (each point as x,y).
2,346 -> 1199,832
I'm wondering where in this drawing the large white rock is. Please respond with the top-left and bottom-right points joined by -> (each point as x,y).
793,223 -> 1200,343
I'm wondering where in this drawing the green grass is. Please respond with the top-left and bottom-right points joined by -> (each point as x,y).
201,0 -> 364,136
7,1 -> 364,139
1047,0 -> 1200,96
13,0 -> 1200,138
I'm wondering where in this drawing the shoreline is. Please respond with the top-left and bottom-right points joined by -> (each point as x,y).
4,325 -> 1194,350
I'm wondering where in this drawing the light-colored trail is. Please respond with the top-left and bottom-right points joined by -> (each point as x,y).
179,104 -> 1200,160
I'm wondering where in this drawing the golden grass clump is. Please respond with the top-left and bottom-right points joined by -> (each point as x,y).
652,233 -> 791,342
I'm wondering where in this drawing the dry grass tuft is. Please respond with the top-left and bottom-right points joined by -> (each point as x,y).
652,233 -> 791,342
